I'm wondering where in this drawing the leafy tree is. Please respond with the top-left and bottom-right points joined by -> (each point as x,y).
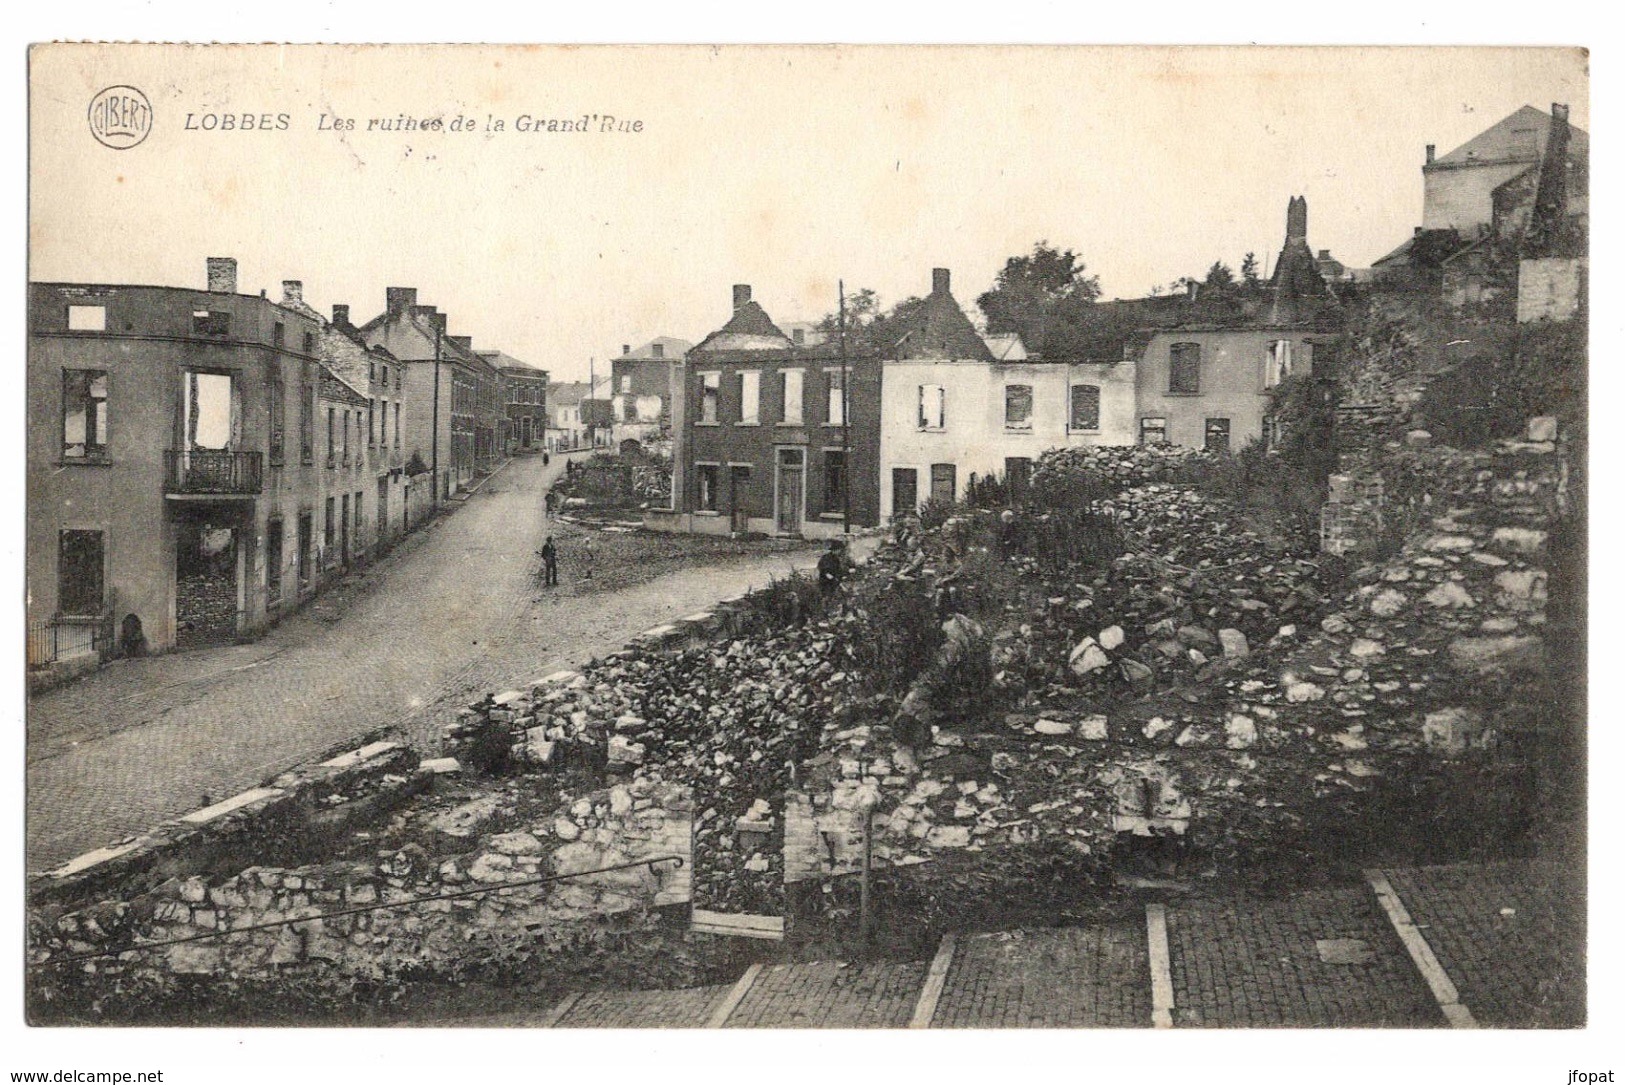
975,241 -> 1102,356
813,290 -> 927,356
1204,261 -> 1236,290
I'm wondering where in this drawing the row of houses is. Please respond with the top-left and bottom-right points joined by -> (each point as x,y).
27,260 -> 548,663
650,102 -> 1586,542
650,198 -> 1338,539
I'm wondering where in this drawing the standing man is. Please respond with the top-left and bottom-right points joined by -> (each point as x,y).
541,535 -> 559,587
580,534 -> 595,581
817,539 -> 848,595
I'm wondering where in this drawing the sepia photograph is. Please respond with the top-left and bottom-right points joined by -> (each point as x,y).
14,29 -> 1601,1081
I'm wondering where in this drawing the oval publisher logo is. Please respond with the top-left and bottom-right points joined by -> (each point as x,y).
88,85 -> 153,149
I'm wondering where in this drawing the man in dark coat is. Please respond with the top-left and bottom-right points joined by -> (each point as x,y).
817,540 -> 848,595
540,536 -> 559,587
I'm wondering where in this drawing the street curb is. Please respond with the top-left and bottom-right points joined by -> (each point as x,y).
1365,869 -> 1478,1029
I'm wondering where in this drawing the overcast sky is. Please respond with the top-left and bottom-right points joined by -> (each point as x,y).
31,45 -> 1587,383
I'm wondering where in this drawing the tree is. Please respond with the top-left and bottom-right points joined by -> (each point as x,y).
975,241 -> 1102,355
1240,252 -> 1262,289
1204,261 -> 1236,290
813,289 -> 927,356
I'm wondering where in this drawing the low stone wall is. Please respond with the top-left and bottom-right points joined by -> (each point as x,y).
31,739 -> 422,907
28,776 -> 694,997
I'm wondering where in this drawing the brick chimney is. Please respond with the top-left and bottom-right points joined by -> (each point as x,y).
281,280 -> 303,305
733,284 -> 751,310
206,257 -> 237,294
1286,196 -> 1308,241
1425,143 -> 1436,165
385,287 -> 417,317
1552,102 -> 1569,124
932,268 -> 951,295
331,304 -> 350,327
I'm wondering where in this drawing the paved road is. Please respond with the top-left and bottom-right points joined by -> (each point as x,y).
26,452 -> 829,871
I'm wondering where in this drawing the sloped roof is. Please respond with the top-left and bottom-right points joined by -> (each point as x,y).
477,349 -> 545,373
891,288 -> 994,362
620,336 -> 693,360
982,333 -> 1028,362
1429,105 -> 1589,169
693,301 -> 793,353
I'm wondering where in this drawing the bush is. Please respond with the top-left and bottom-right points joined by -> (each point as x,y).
844,576 -> 943,697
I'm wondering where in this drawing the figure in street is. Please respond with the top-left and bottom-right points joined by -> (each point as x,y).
817,539 -> 848,595
580,534 -> 594,580
540,536 -> 559,587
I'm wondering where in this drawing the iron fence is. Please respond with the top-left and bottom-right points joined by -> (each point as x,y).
26,612 -> 114,669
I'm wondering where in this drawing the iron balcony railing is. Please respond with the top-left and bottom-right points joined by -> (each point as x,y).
164,449 -> 263,495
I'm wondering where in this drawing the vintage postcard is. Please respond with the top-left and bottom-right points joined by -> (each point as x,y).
21,38 -> 1592,1077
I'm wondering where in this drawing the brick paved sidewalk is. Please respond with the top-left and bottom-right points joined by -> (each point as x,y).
931,924 -> 1149,1028
450,860 -> 1579,1029
554,984 -> 731,1028
725,960 -> 927,1028
1381,860 -> 1583,1027
1164,886 -> 1441,1027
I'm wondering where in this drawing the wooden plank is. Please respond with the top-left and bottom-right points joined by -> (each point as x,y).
1145,903 -> 1176,1028
1365,869 -> 1478,1029
690,909 -> 785,938
908,933 -> 958,1029
705,963 -> 763,1028
538,991 -> 581,1029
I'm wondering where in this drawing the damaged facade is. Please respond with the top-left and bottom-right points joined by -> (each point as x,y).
26,259 -> 395,659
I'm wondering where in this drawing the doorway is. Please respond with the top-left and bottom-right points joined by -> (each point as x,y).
775,448 -> 805,536
729,465 -> 751,534
892,468 -> 918,520
266,518 -> 284,610
340,493 -> 351,567
176,518 -> 239,648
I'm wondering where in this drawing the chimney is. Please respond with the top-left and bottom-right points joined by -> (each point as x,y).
1425,143 -> 1436,165
450,335 -> 473,351
622,344 -> 630,355
385,287 -> 417,316
1318,249 -> 1331,260
1286,196 -> 1308,241
206,257 -> 237,294
932,267 -> 951,295
1186,280 -> 1199,302
281,280 -> 303,305
331,304 -> 350,327
1552,102 -> 1569,124
732,284 -> 752,310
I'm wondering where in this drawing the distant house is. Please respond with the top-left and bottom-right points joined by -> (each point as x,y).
1374,103 -> 1587,316
356,288 -> 503,501
877,268 -> 1138,516
1421,104 -> 1587,235
478,350 -> 549,454
609,336 -> 690,444
652,284 -> 880,538
1132,197 -> 1341,452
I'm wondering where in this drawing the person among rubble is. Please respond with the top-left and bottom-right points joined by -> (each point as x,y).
540,535 -> 559,587
580,533 -> 595,581
893,583 -> 988,748
817,540 -> 848,595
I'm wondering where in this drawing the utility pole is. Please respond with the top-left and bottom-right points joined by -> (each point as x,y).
839,280 -> 851,535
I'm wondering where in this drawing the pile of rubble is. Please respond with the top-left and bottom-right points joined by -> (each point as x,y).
1028,443 -> 1217,494
991,483 -> 1328,697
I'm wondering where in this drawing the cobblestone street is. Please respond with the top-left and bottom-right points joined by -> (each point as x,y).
26,452 -> 825,871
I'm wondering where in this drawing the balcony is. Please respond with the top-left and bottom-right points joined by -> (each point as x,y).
164,449 -> 263,496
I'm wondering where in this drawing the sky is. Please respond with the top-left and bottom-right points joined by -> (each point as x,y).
31,45 -> 1588,385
